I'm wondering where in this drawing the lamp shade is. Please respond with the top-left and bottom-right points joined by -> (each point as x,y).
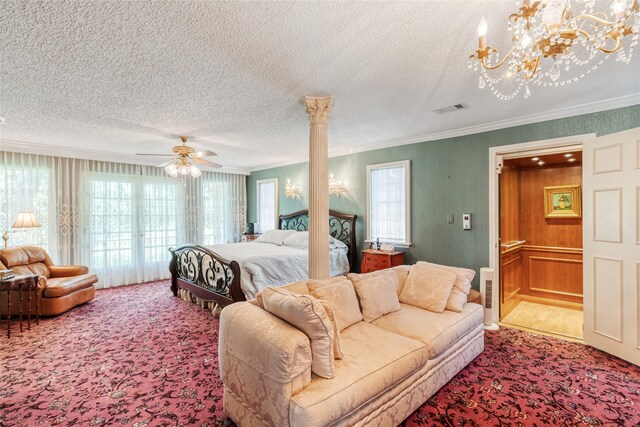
12,209 -> 41,228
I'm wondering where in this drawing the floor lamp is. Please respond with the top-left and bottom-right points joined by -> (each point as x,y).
2,209 -> 42,248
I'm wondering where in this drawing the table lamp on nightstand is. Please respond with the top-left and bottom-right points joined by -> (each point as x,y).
2,209 -> 41,248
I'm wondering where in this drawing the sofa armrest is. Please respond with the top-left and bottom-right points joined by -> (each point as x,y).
49,265 -> 89,278
220,302 -> 312,426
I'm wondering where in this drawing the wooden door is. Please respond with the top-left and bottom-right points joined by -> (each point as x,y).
583,127 -> 640,365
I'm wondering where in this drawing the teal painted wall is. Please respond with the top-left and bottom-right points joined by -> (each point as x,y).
248,105 -> 640,288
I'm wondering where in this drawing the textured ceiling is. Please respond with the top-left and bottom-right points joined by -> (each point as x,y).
1,1 -> 638,173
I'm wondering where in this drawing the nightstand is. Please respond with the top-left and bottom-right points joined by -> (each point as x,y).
241,233 -> 261,242
361,249 -> 405,273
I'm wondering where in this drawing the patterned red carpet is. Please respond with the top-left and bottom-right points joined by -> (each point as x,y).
1,281 -> 639,427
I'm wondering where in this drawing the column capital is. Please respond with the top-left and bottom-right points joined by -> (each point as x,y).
304,96 -> 333,125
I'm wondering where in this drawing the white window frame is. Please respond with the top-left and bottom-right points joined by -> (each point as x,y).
366,160 -> 411,247
256,178 -> 279,233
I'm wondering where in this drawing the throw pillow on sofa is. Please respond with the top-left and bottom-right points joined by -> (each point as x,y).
255,280 -> 309,308
417,261 -> 475,312
348,264 -> 411,296
317,300 -> 345,359
307,278 -> 363,331
351,270 -> 401,322
261,287 -> 336,378
400,263 -> 457,313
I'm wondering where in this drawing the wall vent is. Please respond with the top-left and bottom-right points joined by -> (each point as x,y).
433,103 -> 468,114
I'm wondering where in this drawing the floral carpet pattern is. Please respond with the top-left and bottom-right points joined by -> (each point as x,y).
1,280 -> 639,427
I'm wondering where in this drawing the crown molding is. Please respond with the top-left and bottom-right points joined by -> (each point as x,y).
251,93 -> 640,172
0,139 -> 251,176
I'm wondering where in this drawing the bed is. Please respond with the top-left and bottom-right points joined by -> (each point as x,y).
169,209 -> 357,308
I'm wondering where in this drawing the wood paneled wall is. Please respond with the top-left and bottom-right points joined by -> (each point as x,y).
499,162 -> 583,318
519,165 -> 582,248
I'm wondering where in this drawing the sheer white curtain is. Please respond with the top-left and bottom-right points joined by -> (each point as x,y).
0,152 -> 55,252
0,151 -> 246,288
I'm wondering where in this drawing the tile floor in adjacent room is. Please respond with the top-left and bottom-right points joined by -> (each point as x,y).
500,300 -> 584,341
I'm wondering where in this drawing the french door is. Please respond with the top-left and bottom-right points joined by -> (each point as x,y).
89,174 -> 182,287
583,127 -> 640,365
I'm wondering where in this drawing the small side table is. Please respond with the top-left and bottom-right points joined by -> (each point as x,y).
361,249 -> 405,273
241,233 -> 261,242
1,274 -> 41,338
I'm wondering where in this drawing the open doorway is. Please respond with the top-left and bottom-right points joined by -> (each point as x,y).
498,150 -> 583,340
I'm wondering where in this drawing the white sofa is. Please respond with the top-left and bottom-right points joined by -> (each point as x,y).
219,264 -> 484,427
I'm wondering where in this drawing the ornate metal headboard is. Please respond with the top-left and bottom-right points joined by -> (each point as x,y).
278,209 -> 358,271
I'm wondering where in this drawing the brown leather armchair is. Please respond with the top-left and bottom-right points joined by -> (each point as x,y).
0,246 -> 97,316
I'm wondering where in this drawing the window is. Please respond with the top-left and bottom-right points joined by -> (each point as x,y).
366,160 -> 411,246
256,178 -> 278,233
0,165 -> 51,252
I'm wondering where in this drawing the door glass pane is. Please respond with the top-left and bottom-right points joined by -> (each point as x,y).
90,179 -> 133,269
143,179 -> 178,262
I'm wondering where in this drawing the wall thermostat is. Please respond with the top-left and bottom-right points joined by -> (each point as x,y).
463,213 -> 472,230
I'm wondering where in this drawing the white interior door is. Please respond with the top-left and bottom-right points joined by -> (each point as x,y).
583,127 -> 640,365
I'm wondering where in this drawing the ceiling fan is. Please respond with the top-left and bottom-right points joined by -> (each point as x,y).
136,136 -> 222,178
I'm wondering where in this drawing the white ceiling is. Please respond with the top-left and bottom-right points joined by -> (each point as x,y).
1,1 -> 638,174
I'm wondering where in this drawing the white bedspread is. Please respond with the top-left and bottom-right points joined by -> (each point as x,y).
204,242 -> 349,299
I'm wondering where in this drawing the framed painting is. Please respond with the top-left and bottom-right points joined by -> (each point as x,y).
544,185 -> 581,218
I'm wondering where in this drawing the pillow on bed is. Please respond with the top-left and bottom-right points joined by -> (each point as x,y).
416,261 -> 475,313
282,231 -> 348,250
261,287 -> 336,378
254,229 -> 296,245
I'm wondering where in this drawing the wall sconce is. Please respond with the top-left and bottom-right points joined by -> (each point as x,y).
329,174 -> 347,197
285,179 -> 301,199
2,208 -> 42,248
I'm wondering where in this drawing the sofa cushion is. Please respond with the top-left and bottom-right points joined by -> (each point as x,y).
400,263 -> 456,313
307,278 -> 363,331
289,322 -> 427,427
255,280 -> 309,308
351,270 -> 400,322
372,302 -> 483,359
0,246 -> 52,277
261,287 -> 336,379
44,273 -> 98,297
317,300 -> 344,359
348,264 -> 411,296
417,261 -> 476,313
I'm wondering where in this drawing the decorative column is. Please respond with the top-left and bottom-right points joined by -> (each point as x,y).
304,96 -> 333,279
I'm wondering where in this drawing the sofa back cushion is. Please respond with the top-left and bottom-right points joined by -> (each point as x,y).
348,265 -> 411,296
417,261 -> 475,312
0,246 -> 52,278
400,263 -> 456,313
307,278 -> 363,331
261,287 -> 336,379
351,270 -> 401,322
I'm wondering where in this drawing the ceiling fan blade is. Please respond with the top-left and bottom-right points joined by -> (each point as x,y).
156,159 -> 176,168
193,150 -> 218,158
135,153 -> 174,157
193,158 -> 223,168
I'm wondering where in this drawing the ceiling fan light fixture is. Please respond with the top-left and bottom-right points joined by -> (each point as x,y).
178,164 -> 191,176
165,163 -> 179,177
190,165 -> 202,178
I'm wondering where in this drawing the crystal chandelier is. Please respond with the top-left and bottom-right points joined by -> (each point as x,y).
469,0 -> 639,99
164,158 -> 202,178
